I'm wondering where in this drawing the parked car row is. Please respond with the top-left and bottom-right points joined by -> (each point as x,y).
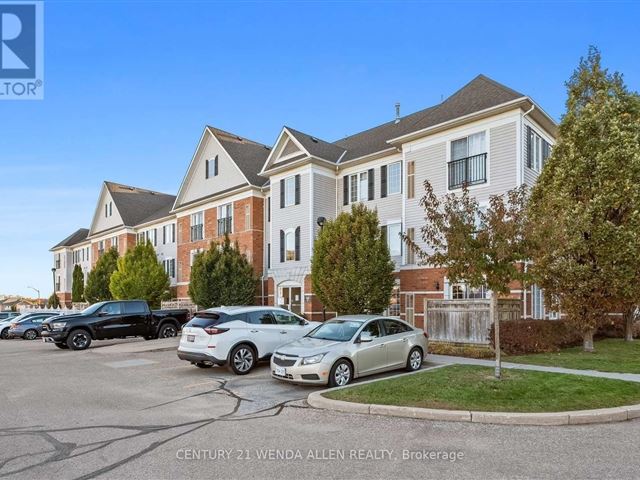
2,300 -> 428,388
177,306 -> 428,387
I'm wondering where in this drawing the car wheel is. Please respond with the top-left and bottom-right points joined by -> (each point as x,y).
195,362 -> 212,369
23,330 -> 38,340
0,328 -> 9,340
66,330 -> 92,351
158,324 -> 178,338
54,343 -> 69,349
329,359 -> 352,387
229,344 -> 255,375
406,347 -> 423,372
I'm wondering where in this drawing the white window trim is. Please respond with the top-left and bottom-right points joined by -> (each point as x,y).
284,227 -> 296,262
386,221 -> 402,257
284,176 -> 296,207
387,161 -> 402,196
347,170 -> 369,204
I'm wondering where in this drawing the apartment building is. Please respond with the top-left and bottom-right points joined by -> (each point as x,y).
51,74 -> 556,323
51,182 -> 178,303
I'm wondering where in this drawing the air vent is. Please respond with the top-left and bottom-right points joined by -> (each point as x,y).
310,136 -> 319,143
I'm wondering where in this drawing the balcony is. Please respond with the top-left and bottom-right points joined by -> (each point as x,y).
448,153 -> 487,190
190,224 -> 204,242
217,217 -> 232,236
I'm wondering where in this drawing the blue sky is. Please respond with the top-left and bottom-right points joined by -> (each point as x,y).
1,0 -> 639,298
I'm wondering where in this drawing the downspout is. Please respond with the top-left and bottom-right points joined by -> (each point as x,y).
260,185 -> 266,306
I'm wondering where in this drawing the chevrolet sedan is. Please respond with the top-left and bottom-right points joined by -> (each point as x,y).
270,315 -> 428,387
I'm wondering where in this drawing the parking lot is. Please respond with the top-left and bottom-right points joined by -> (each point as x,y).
1,337 -> 639,480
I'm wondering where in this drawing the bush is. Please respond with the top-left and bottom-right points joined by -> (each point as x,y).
490,317 -> 640,355
428,342 -> 494,359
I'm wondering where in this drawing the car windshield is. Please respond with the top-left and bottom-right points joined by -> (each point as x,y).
2,313 -> 30,323
82,302 -> 106,315
306,320 -> 362,342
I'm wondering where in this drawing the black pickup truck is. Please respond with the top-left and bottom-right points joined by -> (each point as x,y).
41,300 -> 191,350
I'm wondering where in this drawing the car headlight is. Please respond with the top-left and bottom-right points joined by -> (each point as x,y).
301,353 -> 327,365
51,322 -> 67,330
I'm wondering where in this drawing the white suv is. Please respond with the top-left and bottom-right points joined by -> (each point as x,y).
177,306 -> 320,374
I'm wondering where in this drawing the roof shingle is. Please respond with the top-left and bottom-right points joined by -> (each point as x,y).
51,228 -> 89,250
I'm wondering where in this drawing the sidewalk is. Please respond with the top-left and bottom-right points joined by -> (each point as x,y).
428,354 -> 640,383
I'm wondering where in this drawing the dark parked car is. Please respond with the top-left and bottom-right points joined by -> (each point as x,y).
7,313 -> 60,340
41,300 -> 191,350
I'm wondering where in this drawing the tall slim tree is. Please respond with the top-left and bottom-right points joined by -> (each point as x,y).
71,264 -> 85,303
529,47 -> 640,350
311,204 -> 395,315
84,247 -> 119,304
405,183 -> 531,378
188,236 -> 257,309
109,241 -> 170,309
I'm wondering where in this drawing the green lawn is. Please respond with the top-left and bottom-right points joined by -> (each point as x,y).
505,339 -> 640,374
325,365 -> 640,412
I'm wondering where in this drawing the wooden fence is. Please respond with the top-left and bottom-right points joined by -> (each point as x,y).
425,298 -> 522,345
161,299 -> 198,313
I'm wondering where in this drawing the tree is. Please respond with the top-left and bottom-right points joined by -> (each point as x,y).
405,182 -> 531,378
71,264 -> 85,303
311,204 -> 395,315
188,236 -> 257,309
109,241 -> 170,309
529,47 -> 640,350
84,247 -> 119,304
47,292 -> 61,308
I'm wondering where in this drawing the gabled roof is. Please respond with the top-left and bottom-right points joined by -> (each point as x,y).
333,74 -> 524,162
284,127 -> 346,163
207,126 -> 271,186
51,228 -> 89,250
105,182 -> 176,227
261,74 -> 529,175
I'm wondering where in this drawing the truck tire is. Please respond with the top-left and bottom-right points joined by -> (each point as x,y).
158,323 -> 178,338
66,329 -> 92,350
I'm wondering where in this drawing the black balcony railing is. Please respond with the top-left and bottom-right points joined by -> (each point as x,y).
217,217 -> 232,235
190,224 -> 204,241
448,153 -> 487,190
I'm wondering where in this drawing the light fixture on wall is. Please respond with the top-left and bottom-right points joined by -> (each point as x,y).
434,281 -> 440,291
317,217 -> 326,230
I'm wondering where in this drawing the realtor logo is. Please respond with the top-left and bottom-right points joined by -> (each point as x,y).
0,1 -> 43,99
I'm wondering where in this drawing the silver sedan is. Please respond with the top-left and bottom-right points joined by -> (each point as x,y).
270,315 -> 428,387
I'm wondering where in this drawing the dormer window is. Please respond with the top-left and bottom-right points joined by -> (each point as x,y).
205,155 -> 219,179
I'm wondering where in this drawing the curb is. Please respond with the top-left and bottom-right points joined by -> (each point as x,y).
306,367 -> 640,426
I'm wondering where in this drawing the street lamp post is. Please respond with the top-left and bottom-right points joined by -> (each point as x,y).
27,286 -> 40,304
316,217 -> 327,322
51,267 -> 56,297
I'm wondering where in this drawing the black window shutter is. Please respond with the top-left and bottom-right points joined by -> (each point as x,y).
280,179 -> 285,208
214,155 -> 219,176
295,174 -> 300,205
205,159 -> 209,179
295,227 -> 300,261
542,140 -> 550,167
381,165 -> 388,198
267,243 -> 271,269
267,197 -> 271,222
526,126 -> 533,169
368,169 -> 375,201
342,175 -> 349,206
280,230 -> 285,262
381,225 -> 388,245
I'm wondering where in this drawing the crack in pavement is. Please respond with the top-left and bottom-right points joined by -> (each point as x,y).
0,378 -> 309,480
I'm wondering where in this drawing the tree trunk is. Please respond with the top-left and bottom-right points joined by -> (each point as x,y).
624,307 -> 636,342
492,293 -> 501,379
583,330 -> 595,352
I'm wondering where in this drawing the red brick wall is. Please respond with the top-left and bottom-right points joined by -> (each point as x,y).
118,233 -> 137,255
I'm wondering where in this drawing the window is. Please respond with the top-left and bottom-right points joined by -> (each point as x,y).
450,283 -> 487,300
100,302 -> 122,315
387,162 -> 401,195
244,204 -> 251,231
406,227 -> 415,265
407,161 -> 415,199
248,311 -> 275,325
284,176 -> 296,207
123,301 -> 147,314
449,132 -> 487,189
190,249 -> 204,266
163,258 -> 176,278
384,223 -> 402,257
382,319 -> 411,336
205,156 -> 219,178
362,320 -> 381,339
105,204 -> 108,218
109,202 -> 112,216
112,236 -> 118,250
273,311 -> 300,325
98,240 -> 105,257
285,230 -> 295,261
532,284 -> 544,319
190,212 -> 204,241
527,127 -> 551,172
164,223 -> 175,244
217,203 -> 233,235
55,254 -> 61,269
55,276 -> 61,291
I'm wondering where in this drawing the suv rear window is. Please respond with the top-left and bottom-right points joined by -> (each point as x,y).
123,301 -> 147,314
187,312 -> 247,328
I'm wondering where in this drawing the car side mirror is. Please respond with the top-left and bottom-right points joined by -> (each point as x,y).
299,319 -> 307,326
358,332 -> 373,343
